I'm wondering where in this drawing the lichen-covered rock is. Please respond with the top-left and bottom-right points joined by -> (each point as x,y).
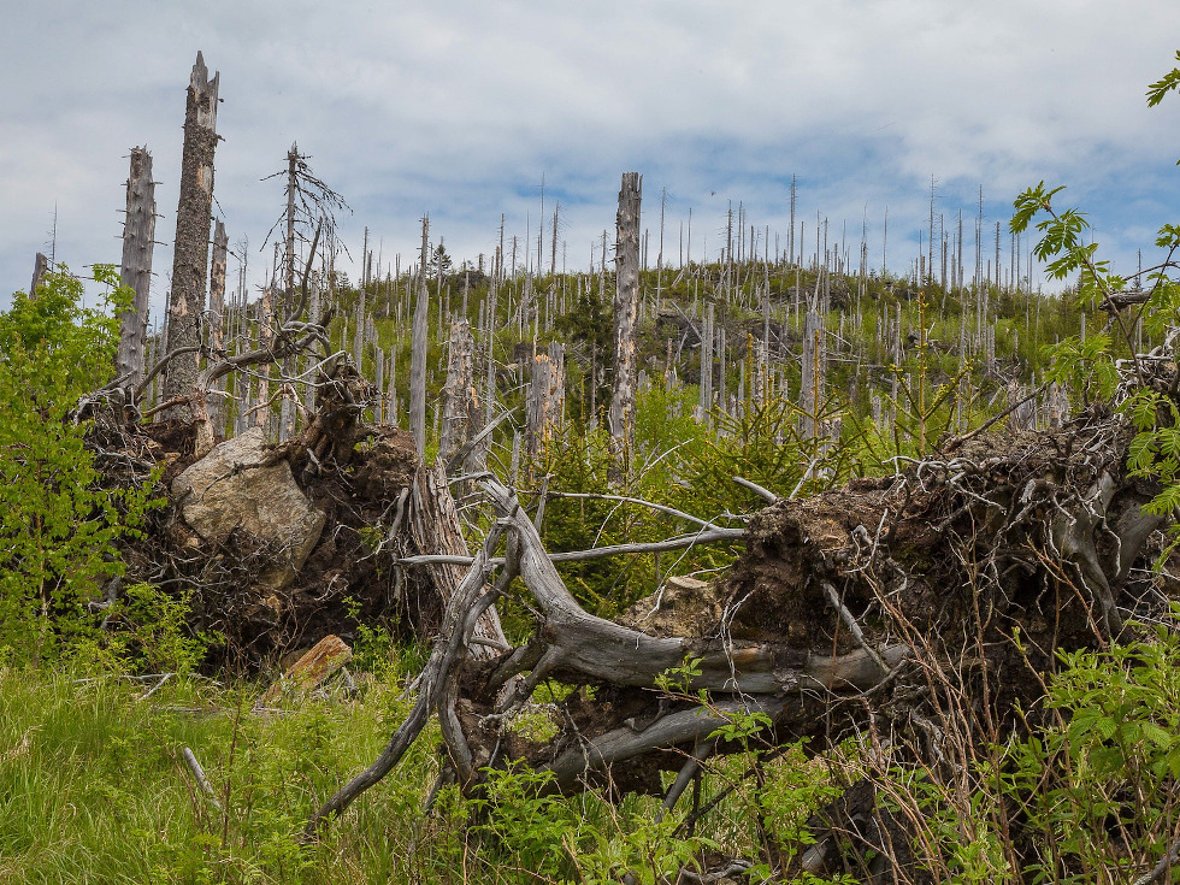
171,426 -> 325,590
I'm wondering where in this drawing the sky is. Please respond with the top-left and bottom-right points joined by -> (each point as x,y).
2,0 -> 1178,317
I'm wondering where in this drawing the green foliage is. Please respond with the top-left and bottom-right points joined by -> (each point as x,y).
1012,54 -> 1180,531
999,608 -> 1180,882
1043,332 -> 1118,404
676,393 -> 849,513
1147,50 -> 1180,110
0,268 -> 161,663
104,583 -> 215,675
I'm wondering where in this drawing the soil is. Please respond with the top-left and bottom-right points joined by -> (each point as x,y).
99,413 -> 424,672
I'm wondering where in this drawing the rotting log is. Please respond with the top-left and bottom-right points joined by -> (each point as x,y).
259,634 -> 352,706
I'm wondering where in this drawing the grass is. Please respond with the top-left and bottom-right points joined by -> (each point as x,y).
0,662 -> 465,884
0,657 -> 833,884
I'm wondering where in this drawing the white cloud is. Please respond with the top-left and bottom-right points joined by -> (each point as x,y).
2,0 -> 1178,311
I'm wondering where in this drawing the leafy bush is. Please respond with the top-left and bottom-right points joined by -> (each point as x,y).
0,267 -> 160,664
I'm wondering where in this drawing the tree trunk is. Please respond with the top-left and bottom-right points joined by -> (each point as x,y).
410,464 -> 508,661
206,219 -> 228,435
161,51 -> 220,422
116,146 -> 157,389
410,217 -> 430,455
800,309 -> 824,438
29,252 -> 48,298
608,172 -> 642,476
439,319 -> 476,465
526,341 -> 565,462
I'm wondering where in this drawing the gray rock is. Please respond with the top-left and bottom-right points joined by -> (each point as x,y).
171,427 -> 325,590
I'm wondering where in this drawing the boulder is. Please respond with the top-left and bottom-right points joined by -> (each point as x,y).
171,427 -> 325,590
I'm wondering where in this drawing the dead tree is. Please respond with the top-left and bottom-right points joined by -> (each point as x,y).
439,319 -> 477,465
116,146 -> 157,389
29,252 -> 49,298
800,308 -> 824,437
260,142 -> 349,320
608,172 -> 642,475
161,52 -> 220,421
409,464 -> 508,661
206,219 -> 228,434
410,216 -> 430,455
525,341 -> 565,462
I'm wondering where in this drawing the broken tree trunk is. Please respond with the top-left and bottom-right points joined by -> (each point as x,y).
116,146 -> 157,390
800,308 -> 824,438
29,252 -> 48,298
608,171 -> 642,477
161,51 -> 220,421
525,341 -> 565,462
439,319 -> 477,465
410,464 -> 508,661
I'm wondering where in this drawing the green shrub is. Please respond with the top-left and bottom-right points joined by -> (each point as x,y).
0,267 -> 161,664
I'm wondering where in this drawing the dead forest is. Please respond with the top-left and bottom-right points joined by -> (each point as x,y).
9,50 -> 1180,883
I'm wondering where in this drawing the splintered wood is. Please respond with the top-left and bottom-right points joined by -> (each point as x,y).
259,634 -> 352,705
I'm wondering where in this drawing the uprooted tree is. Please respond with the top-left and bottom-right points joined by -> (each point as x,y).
297,390 -> 1168,873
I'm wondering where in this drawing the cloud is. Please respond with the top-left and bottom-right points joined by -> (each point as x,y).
2,0 -> 1178,313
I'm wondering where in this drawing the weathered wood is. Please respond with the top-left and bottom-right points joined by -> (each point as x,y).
439,320 -> 477,464
800,309 -> 824,437
410,217 -> 429,454
254,287 -> 273,433
525,341 -> 564,461
161,52 -> 220,421
284,143 -> 298,309
259,634 -> 352,705
116,146 -> 157,388
206,219 -> 227,434
29,252 -> 48,298
608,171 -> 642,474
410,464 -> 508,661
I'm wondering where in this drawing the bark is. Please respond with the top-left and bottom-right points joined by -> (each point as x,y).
608,171 -> 642,474
117,146 -> 157,389
259,634 -> 352,706
410,217 -> 429,455
439,320 -> 477,464
409,464 -> 508,661
29,252 -> 48,298
525,341 -> 565,461
206,219 -> 227,434
161,52 -> 219,421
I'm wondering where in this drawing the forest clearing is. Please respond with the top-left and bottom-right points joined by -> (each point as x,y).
3,46 -> 1180,884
